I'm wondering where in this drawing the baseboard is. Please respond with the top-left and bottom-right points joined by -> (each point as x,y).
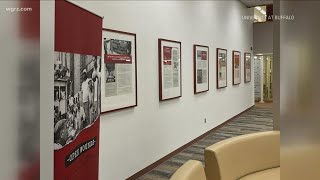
126,105 -> 254,180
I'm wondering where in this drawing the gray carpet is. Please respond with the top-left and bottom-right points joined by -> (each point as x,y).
138,106 -> 273,180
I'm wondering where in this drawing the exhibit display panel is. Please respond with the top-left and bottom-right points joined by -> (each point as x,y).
233,50 -> 241,85
158,39 -> 182,101
194,45 -> 209,94
54,1 -> 102,180
216,48 -> 228,89
101,29 -> 137,113
244,52 -> 252,83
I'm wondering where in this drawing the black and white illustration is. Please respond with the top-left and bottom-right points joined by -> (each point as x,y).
104,38 -> 132,56
173,61 -> 179,70
54,52 -> 101,150
105,63 -> 116,83
197,50 -> 202,59
197,69 -> 203,84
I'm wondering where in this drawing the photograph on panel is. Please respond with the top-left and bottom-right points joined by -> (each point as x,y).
54,52 -> 101,149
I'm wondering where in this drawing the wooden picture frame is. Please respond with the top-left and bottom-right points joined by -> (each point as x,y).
232,50 -> 241,85
244,52 -> 252,83
216,48 -> 228,89
158,38 -> 182,101
101,28 -> 138,113
194,44 -> 209,94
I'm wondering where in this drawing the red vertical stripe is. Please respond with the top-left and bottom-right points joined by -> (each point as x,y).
20,0 -> 40,40
55,0 -> 102,56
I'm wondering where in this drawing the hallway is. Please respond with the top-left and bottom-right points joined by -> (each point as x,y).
139,106 -> 273,180
255,102 -> 273,109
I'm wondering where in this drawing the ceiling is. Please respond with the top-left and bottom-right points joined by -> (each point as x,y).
240,0 -> 273,7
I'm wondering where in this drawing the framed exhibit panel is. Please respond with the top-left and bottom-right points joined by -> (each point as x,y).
244,52 -> 252,83
232,50 -> 241,85
101,28 -> 137,113
158,39 -> 182,101
216,48 -> 228,89
194,45 -> 209,94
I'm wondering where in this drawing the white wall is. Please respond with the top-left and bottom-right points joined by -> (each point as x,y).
40,1 -> 254,180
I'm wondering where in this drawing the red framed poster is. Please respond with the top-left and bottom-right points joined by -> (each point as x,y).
54,1 -> 102,180
232,50 -> 241,85
158,39 -> 182,101
216,48 -> 228,89
194,45 -> 209,94
101,28 -> 138,113
244,52 -> 252,83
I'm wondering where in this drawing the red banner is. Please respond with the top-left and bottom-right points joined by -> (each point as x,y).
163,60 -> 172,65
104,54 -> 132,64
163,46 -> 172,60
55,0 -> 102,56
235,55 -> 240,66
19,0 -> 40,40
54,1 -> 102,180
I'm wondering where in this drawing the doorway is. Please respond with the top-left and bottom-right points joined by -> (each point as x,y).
254,54 -> 273,102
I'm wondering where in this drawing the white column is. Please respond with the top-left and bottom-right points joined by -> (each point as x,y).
260,56 -> 265,103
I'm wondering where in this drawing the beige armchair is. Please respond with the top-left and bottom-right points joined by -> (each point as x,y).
205,131 -> 280,180
170,160 -> 207,180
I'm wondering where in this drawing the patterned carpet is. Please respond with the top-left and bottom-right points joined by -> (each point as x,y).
138,106 -> 273,180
